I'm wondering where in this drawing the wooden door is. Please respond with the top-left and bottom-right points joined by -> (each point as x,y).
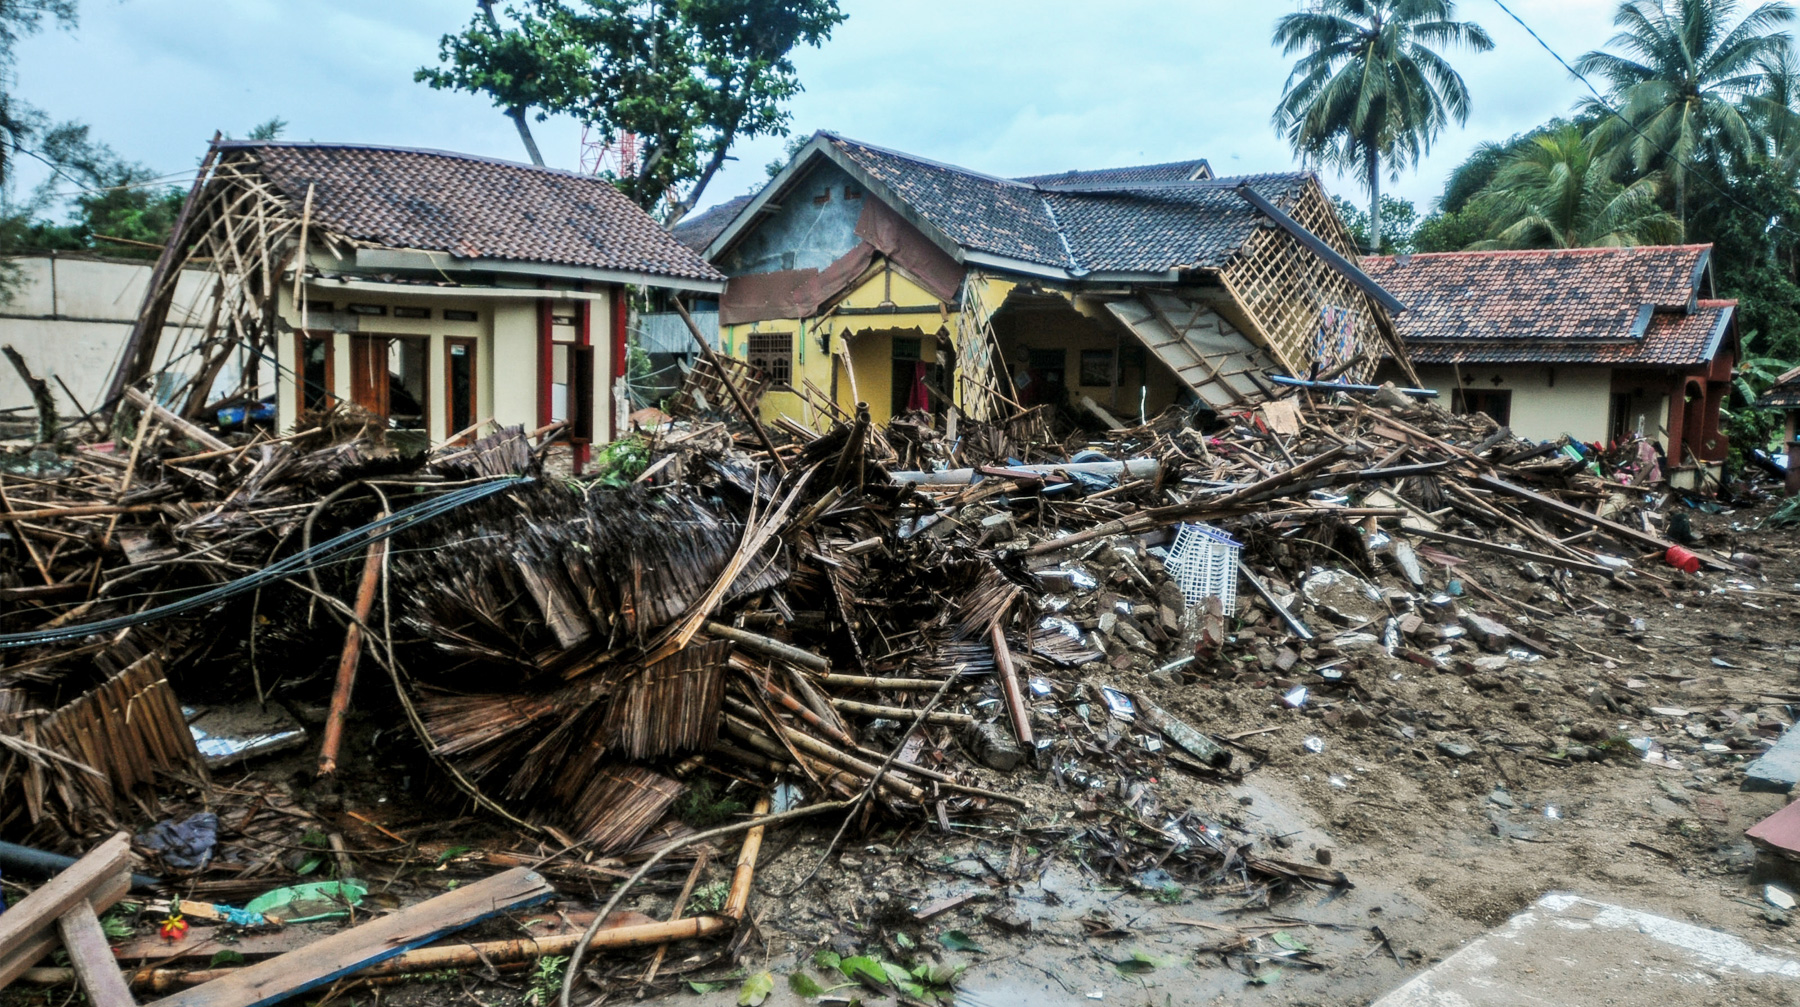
350,335 -> 389,416
444,338 -> 478,440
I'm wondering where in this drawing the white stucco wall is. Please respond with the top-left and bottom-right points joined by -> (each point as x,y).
0,253 -> 225,418
1412,364 -> 1618,444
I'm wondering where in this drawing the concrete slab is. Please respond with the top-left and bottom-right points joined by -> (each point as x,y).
1744,728 -> 1800,793
1371,893 -> 1800,1007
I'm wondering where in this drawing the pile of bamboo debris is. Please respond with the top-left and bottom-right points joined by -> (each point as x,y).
1,375 -> 1736,921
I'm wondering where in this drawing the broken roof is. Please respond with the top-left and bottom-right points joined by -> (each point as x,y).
1758,364 -> 1800,410
219,141 -> 725,285
671,195 -> 753,253
708,132 -> 1320,280
1361,245 -> 1730,367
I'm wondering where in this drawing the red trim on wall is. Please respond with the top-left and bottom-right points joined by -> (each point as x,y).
575,294 -> 593,471
611,285 -> 629,441
536,297 -> 554,430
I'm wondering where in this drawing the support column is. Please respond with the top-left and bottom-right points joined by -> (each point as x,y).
575,295 -> 592,474
536,297 -> 554,431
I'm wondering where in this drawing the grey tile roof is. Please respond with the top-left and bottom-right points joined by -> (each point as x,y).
820,133 -> 1303,275
672,195 -> 753,252
1019,159 -> 1212,186
222,141 -> 724,284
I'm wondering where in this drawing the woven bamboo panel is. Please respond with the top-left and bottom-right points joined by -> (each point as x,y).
953,274 -> 1004,421
31,654 -> 207,824
1221,180 -> 1382,383
599,640 -> 733,759
564,764 -> 685,853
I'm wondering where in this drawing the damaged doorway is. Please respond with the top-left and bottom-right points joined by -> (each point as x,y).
350,334 -> 430,445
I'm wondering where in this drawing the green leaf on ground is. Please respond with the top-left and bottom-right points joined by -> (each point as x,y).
209,950 -> 246,967
938,929 -> 985,953
738,971 -> 775,1006
788,972 -> 824,997
1271,930 -> 1309,952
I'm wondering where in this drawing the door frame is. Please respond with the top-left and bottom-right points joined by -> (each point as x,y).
444,336 -> 479,442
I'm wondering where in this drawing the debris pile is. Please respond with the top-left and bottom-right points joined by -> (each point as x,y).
0,377 -> 1769,1002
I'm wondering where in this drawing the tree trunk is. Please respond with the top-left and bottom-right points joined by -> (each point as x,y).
1367,151 -> 1382,253
508,107 -> 545,167
668,133 -> 736,227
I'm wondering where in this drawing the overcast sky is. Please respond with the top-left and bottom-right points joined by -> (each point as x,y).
15,0 -> 1634,220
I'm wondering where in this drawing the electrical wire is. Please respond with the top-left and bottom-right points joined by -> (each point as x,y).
1489,0 -> 1797,237
0,476 -> 523,649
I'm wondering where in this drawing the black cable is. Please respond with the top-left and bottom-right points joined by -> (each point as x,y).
0,476 -> 524,649
1490,0 -> 1797,237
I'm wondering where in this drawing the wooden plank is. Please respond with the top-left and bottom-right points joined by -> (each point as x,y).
0,833 -> 130,955
58,903 -> 137,1007
1472,475 -> 1730,571
0,870 -> 131,988
147,867 -> 556,1007
1394,526 -> 1618,577
124,388 -> 229,453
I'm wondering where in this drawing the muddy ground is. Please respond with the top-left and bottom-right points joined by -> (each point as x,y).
11,501 -> 1800,1007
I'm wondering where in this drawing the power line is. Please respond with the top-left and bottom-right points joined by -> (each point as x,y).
1489,0 -> 1796,238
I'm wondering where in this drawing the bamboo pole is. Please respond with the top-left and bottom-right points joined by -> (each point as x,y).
671,298 -> 786,473
318,539 -> 387,776
829,699 -> 973,726
990,622 -> 1034,747
723,796 -> 773,919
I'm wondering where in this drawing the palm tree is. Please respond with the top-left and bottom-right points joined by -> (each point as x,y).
1272,0 -> 1494,249
1470,123 -> 1684,248
1574,0 -> 1796,226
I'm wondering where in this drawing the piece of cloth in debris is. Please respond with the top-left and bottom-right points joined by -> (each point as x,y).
137,811 -> 219,871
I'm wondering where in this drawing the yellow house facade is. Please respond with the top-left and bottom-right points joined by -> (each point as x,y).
693,132 -> 1412,431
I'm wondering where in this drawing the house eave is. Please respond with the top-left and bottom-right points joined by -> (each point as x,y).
351,248 -> 725,294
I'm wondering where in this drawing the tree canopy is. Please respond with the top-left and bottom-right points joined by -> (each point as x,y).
418,0 -> 845,221
1272,0 -> 1493,249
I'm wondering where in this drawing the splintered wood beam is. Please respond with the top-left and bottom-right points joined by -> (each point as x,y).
672,298 -> 786,473
0,833 -> 131,955
990,622 -> 1033,747
1472,474 -> 1729,571
57,903 -> 136,1007
146,867 -> 556,1007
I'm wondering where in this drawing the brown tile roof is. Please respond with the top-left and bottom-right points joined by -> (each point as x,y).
1759,365 -> 1800,409
220,141 -> 724,284
1361,245 -> 1728,367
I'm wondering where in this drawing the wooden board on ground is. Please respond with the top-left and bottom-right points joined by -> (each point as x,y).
0,870 -> 132,988
146,867 -> 556,1007
0,832 -> 131,964
59,903 -> 138,1007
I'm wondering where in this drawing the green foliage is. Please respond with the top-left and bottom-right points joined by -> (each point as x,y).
524,955 -> 569,1007
674,774 -> 747,827
209,950 -> 246,968
690,879 -> 731,914
936,929 -> 984,953
99,909 -> 136,940
1331,194 -> 1418,253
788,971 -> 826,997
418,0 -> 846,218
1411,205 -> 1493,251
1271,0 -> 1494,246
738,971 -> 775,1006
1468,123 -> 1682,249
586,434 -> 649,487
1574,0 -> 1796,223
766,132 -> 812,177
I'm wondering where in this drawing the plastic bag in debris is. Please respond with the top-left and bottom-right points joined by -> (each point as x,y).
137,811 -> 219,871
1766,495 -> 1800,530
1068,450 -> 1120,492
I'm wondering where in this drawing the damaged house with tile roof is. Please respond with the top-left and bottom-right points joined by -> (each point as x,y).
1755,363 -> 1800,495
1363,245 -> 1738,487
112,139 -> 724,466
686,131 -> 1414,430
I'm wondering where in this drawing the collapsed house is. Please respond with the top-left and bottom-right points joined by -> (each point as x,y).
110,139 -> 725,464
677,132 -> 1415,429
1363,245 -> 1739,487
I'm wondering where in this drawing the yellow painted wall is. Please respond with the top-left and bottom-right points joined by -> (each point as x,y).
994,293 -> 1182,421
721,264 -> 951,430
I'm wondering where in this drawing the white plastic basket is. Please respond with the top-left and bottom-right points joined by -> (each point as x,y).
1168,523 -> 1242,615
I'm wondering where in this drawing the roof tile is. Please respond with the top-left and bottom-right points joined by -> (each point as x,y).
223,141 -> 724,283
1362,245 -> 1725,366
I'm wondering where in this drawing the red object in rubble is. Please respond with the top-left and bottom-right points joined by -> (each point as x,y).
159,913 -> 188,942
1665,546 -> 1702,574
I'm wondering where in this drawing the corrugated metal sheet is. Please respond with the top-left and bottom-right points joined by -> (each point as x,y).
1105,293 -> 1281,409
